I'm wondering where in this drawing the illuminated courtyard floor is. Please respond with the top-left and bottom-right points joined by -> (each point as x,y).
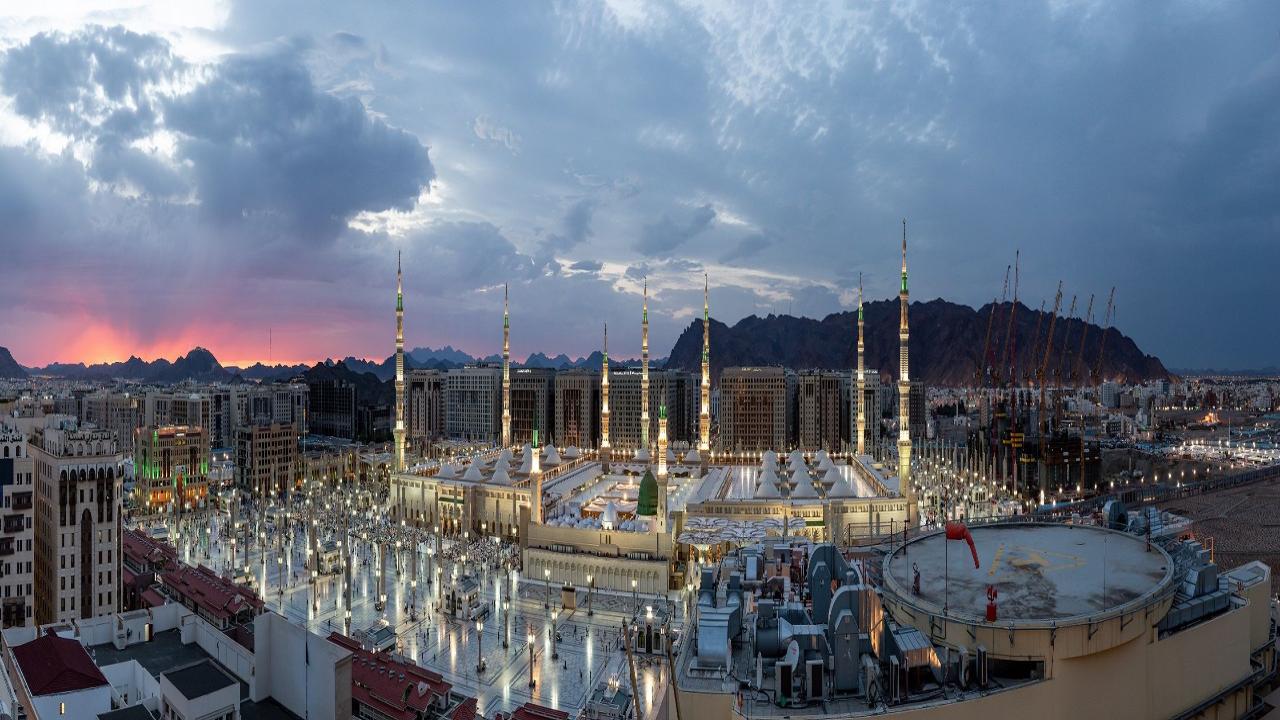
134,511 -> 683,718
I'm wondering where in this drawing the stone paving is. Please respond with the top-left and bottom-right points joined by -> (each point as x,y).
138,503 -> 687,719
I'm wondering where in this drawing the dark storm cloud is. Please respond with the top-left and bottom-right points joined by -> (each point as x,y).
164,49 -> 433,239
3,2 -> 1280,368
720,234 -> 771,265
543,197 -> 597,251
0,25 -> 180,136
569,259 -> 603,273
635,204 -> 715,257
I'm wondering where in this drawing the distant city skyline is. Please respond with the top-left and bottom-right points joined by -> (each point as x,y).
1,2 -> 1277,369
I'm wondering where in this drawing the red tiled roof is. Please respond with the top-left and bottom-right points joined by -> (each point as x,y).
160,564 -> 263,622
11,630 -> 109,696
511,703 -> 570,720
122,529 -> 178,571
450,696 -> 478,720
141,588 -> 167,608
327,632 -> 454,720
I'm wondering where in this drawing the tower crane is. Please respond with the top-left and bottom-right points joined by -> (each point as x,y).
1072,294 -> 1095,386
977,265 -> 1010,386
1093,287 -> 1116,385
1037,282 -> 1064,437
1056,294 -> 1078,387
1026,300 -> 1046,388
1000,251 -> 1020,392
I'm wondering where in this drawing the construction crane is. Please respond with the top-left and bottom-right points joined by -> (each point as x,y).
1056,294 -> 1078,386
1037,282 -> 1064,437
1093,287 -> 1116,385
999,251 -> 1020,392
1072,293 -> 1095,386
977,265 -> 1010,386
1026,300 -> 1046,387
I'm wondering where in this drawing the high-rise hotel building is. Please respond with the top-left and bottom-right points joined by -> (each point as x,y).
29,416 -> 123,625
0,421 -> 34,627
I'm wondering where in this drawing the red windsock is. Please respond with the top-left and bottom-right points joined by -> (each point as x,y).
945,522 -> 980,569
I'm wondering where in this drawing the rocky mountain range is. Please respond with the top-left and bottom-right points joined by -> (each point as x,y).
6,300 -> 1169,386
665,299 -> 1171,386
0,347 -> 26,378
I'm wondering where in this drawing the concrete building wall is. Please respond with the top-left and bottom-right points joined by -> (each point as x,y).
445,366 -> 501,443
0,423 -> 34,627
719,368 -> 788,451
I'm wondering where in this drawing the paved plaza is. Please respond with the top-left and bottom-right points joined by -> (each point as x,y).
134,499 -> 687,719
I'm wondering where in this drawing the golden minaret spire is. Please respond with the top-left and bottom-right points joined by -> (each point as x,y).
857,272 -> 866,456
656,404 -> 668,533
699,274 -> 710,463
600,322 -> 611,472
641,278 -> 650,454
898,220 -> 916,524
501,283 -> 511,447
394,250 -> 405,472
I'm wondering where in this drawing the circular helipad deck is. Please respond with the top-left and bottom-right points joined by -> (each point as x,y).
883,523 -> 1174,625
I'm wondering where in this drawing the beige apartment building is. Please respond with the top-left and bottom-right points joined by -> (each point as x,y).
719,367 -> 789,451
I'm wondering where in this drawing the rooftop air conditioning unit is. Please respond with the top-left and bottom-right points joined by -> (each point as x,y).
975,645 -> 989,689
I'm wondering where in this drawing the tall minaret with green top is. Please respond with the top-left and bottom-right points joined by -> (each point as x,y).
898,220 -> 916,524
501,283 -> 511,448
857,272 -> 866,456
600,322 -> 611,473
394,251 -> 406,472
699,274 -> 711,468
641,279 -> 650,453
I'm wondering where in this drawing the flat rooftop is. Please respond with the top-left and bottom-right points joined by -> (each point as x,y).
884,523 -> 1173,623
165,660 -> 238,699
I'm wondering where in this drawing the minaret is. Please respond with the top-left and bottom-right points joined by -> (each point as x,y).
501,283 -> 511,448
656,404 -> 668,533
856,272 -> 866,457
531,417 -> 543,524
641,279 -> 650,453
699,274 -> 711,467
898,221 -> 917,524
600,323 -> 611,473
394,251 -> 406,473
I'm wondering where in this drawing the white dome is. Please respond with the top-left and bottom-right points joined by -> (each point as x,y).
821,467 -> 842,487
564,445 -> 581,459
683,448 -> 701,464
827,476 -> 856,498
787,449 -> 805,467
462,462 -> 484,483
758,466 -> 782,488
666,448 -> 677,463
754,477 -> 782,499
490,465 -> 514,485
790,477 -> 819,499
437,463 -> 459,479
517,453 -> 533,476
543,445 -> 562,465
633,447 -> 651,462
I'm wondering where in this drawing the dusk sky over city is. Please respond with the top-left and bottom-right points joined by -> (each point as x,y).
1,1 -> 1277,370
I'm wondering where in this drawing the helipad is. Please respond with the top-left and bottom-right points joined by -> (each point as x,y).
883,523 -> 1174,623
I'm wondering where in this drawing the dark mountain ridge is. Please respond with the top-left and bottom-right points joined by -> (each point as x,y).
664,299 -> 1171,386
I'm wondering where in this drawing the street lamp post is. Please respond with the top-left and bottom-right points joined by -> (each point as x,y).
551,610 -> 559,660
502,601 -> 510,649
632,577 -> 638,612
587,574 -> 594,617
544,568 -> 551,609
476,619 -> 486,673
527,632 -> 537,688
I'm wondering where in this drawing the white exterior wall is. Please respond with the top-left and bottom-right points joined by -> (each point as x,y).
30,684 -> 111,720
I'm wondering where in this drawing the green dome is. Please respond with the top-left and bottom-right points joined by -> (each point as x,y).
636,469 -> 658,516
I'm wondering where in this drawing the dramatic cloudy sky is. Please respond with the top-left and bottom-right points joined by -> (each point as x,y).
0,1 -> 1277,369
